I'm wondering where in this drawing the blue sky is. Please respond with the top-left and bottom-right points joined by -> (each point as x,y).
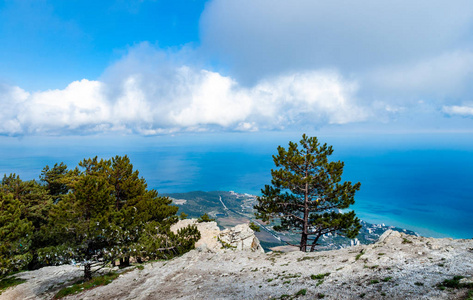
1,0 -> 473,136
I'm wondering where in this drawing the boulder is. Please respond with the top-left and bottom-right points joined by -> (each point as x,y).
377,229 -> 402,243
218,223 -> 264,253
171,219 -> 264,253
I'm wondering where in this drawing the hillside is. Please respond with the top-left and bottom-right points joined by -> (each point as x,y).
2,223 -> 473,300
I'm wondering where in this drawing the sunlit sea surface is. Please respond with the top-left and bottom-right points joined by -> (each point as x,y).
1,132 -> 472,239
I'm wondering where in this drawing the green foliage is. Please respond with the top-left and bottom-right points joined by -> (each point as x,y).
255,134 -> 361,251
295,289 -> 307,296
197,213 -> 215,222
54,272 -> 120,299
0,155 -> 200,280
364,265 -> 379,269
217,237 -> 236,249
0,276 -> 26,295
311,273 -> 330,280
1,173 -> 55,270
40,173 -> 117,268
42,156 -> 199,279
355,250 -> 365,261
249,221 -> 261,232
0,191 -> 33,276
437,275 -> 473,290
40,163 -> 70,203
369,279 -> 380,284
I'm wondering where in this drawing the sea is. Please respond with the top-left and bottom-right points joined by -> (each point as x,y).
1,132 -> 472,239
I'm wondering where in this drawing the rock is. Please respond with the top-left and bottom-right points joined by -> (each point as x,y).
460,277 -> 473,285
196,243 -> 208,252
218,223 -> 264,253
171,219 -> 264,253
377,229 -> 401,243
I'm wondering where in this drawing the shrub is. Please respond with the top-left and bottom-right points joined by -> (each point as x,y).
311,273 -> 330,280
197,213 -> 215,223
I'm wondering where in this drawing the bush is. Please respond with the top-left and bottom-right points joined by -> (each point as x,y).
249,221 -> 260,232
311,273 -> 330,280
197,213 -> 215,223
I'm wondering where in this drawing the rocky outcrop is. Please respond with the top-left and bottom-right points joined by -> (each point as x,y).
171,219 -> 264,253
218,223 -> 264,252
3,229 -> 473,299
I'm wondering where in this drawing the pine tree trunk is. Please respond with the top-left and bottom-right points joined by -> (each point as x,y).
119,257 -> 130,268
300,233 -> 308,252
310,234 -> 321,252
84,262 -> 92,281
300,178 -> 309,252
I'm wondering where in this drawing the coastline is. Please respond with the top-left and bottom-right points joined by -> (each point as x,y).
165,190 -> 420,251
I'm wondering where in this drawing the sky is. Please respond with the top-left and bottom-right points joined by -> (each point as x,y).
1,0 -> 473,136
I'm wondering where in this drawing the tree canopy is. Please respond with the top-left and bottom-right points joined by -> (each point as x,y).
255,134 -> 361,252
0,191 -> 33,276
0,155 -> 200,280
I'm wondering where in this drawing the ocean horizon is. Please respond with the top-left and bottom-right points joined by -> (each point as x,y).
1,132 -> 472,240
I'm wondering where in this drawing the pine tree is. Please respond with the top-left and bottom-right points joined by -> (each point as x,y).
1,174 -> 53,269
0,191 -> 33,276
109,155 -> 146,210
38,155 -> 200,280
255,134 -> 361,252
40,163 -> 70,203
40,174 -> 116,280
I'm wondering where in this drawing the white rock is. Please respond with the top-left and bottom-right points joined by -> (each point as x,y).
171,219 -> 264,253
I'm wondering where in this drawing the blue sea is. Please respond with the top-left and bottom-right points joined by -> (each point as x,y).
1,132 -> 472,239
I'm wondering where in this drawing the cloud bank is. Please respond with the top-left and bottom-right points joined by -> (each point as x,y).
2,0 -> 473,135
0,44 -> 369,135
200,0 -> 473,114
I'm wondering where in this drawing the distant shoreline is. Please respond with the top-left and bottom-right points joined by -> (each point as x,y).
163,190 -> 423,251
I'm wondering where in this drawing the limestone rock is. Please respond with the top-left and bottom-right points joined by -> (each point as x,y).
377,229 -> 401,243
218,223 -> 264,253
171,219 -> 264,253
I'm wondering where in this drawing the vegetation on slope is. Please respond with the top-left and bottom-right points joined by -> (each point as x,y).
0,155 -> 200,281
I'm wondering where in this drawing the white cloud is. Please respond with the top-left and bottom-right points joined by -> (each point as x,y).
0,46 -> 368,136
2,1 -> 473,135
0,84 -> 28,134
443,105 -> 473,117
199,0 -> 473,121
18,79 -> 111,134
252,71 -> 366,125
5,0 -> 473,136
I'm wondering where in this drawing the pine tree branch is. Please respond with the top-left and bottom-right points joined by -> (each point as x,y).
283,241 -> 300,247
282,212 -> 304,221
